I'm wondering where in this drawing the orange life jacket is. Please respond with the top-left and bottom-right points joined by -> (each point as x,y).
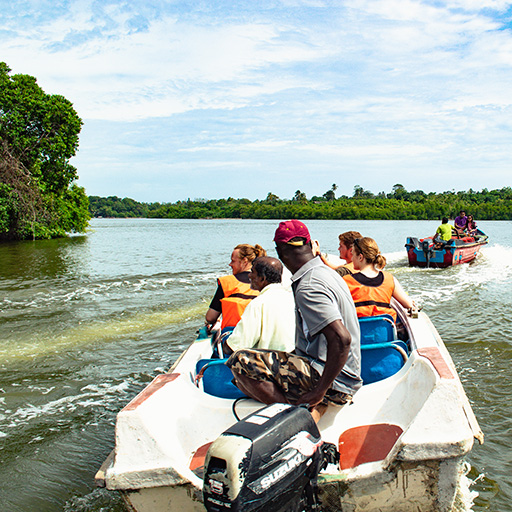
218,274 -> 259,330
343,271 -> 396,321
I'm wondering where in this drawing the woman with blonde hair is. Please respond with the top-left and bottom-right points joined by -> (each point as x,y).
205,243 -> 267,333
343,237 -> 414,322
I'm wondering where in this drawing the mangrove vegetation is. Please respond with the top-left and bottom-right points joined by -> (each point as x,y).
89,184 -> 512,221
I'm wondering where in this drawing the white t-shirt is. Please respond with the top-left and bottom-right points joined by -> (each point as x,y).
227,283 -> 296,352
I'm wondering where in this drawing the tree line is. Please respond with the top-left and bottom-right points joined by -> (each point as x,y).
89,184 -> 512,221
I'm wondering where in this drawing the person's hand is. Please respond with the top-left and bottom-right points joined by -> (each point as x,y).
407,302 -> 421,318
311,239 -> 321,256
296,387 -> 326,408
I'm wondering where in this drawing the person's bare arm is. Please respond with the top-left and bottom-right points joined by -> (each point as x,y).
392,277 -> 414,309
319,253 -> 339,270
296,319 -> 351,408
205,308 -> 221,324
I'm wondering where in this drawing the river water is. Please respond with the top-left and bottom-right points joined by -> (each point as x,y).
0,218 -> 510,511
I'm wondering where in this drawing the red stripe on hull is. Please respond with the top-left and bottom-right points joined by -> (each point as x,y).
417,347 -> 454,379
190,442 -> 213,473
122,373 -> 180,412
338,423 -> 403,469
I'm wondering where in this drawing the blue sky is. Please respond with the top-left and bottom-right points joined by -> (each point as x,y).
2,0 -> 512,202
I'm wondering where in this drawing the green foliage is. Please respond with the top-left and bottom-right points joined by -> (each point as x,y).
56,184 -> 91,233
293,190 -> 308,203
0,62 -> 88,240
323,183 -> 337,201
88,196 -> 161,218
88,186 -> 512,221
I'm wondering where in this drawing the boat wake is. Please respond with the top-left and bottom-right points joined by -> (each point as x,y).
0,271 -> 218,312
383,245 -> 512,311
0,301 -> 207,362
473,245 -> 512,278
63,487 -> 126,512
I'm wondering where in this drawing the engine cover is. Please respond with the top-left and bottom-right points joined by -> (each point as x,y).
203,403 -> 332,512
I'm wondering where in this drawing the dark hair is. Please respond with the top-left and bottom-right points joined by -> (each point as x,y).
252,257 -> 283,284
442,217 -> 448,223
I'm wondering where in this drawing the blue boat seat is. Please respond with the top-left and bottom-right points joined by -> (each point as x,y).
361,341 -> 408,385
358,315 -> 397,345
195,358 -> 247,399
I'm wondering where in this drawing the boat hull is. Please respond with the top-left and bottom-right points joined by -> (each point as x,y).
121,485 -> 203,512
405,231 -> 488,268
97,306 -> 483,512
119,458 -> 470,512
317,458 -> 472,512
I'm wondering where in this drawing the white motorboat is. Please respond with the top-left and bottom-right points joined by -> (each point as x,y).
96,301 -> 483,511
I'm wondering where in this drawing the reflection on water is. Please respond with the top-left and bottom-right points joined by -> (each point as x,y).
0,235 -> 88,283
0,219 -> 510,511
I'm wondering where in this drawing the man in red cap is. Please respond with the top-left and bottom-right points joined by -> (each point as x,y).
227,220 -> 362,421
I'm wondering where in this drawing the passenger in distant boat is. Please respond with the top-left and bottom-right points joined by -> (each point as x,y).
343,237 -> 414,322
454,210 -> 467,234
227,220 -> 362,422
222,257 -> 295,355
433,217 -> 455,246
318,230 -> 363,277
205,244 -> 267,339
465,215 -> 478,236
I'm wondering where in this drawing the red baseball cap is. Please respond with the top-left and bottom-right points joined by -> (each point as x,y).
274,220 -> 311,245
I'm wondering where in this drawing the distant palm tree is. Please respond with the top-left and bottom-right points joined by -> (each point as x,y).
324,184 -> 337,201
293,190 -> 307,202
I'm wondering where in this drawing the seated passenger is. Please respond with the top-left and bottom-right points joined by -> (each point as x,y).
465,215 -> 477,236
205,244 -> 267,335
433,217 -> 455,246
343,237 -> 414,322
454,210 -> 467,234
318,230 -> 363,277
223,257 -> 295,355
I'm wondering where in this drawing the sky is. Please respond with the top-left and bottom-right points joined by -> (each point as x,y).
1,0 -> 512,203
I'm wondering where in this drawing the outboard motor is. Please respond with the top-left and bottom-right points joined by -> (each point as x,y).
421,239 -> 434,267
203,403 -> 338,512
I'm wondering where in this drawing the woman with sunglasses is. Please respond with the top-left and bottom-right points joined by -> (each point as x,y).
343,237 -> 414,322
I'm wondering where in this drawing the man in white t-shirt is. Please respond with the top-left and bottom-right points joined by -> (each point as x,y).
225,257 -> 295,354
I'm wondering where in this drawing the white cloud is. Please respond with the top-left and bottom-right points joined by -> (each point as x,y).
2,0 -> 512,200
2,6 -> 332,120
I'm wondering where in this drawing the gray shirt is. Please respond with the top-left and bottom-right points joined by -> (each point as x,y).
291,257 -> 362,395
